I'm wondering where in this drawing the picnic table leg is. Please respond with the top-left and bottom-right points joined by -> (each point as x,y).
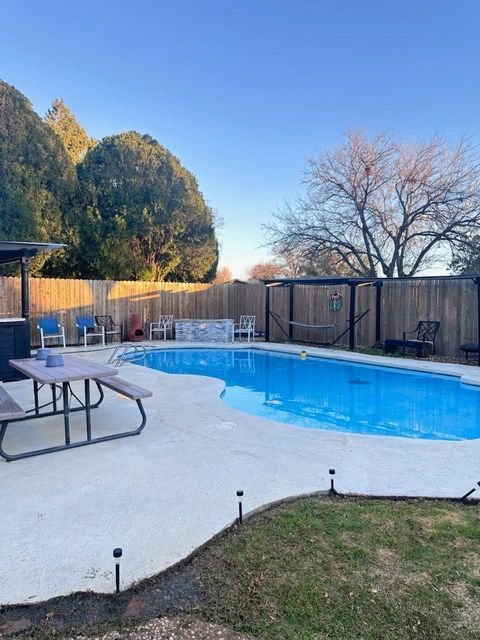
62,381 -> 71,445
85,379 -> 92,441
33,381 -> 40,415
91,381 -> 104,409
51,384 -> 57,412
0,420 -> 11,461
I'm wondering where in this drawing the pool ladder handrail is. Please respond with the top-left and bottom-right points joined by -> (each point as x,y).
107,343 -> 147,367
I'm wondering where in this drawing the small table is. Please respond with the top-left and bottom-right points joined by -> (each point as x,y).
460,343 -> 480,361
3,355 -> 118,460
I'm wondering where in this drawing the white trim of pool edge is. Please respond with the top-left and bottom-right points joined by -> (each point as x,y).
256,343 -> 480,387
132,340 -> 480,388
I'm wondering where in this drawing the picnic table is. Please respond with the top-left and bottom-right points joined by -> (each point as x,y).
0,355 -> 151,461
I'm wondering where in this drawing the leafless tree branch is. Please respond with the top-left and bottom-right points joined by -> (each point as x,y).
264,131 -> 480,277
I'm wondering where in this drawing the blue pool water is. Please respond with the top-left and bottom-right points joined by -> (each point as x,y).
135,348 -> 480,440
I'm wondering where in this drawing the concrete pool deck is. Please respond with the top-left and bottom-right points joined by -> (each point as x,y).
1,342 -> 479,604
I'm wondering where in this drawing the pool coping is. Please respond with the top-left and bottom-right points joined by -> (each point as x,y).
131,340 -> 480,387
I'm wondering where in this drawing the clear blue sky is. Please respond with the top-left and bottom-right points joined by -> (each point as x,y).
1,0 -> 479,277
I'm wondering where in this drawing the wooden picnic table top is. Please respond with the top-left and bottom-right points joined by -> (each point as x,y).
9,355 -> 119,384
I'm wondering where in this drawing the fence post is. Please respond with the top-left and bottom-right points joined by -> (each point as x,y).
288,285 -> 294,342
476,277 -> 480,367
265,285 -> 270,342
349,283 -> 356,350
375,281 -> 383,343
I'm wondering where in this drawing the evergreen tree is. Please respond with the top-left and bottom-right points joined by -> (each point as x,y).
450,238 -> 480,274
71,132 -> 218,281
0,81 -> 76,273
45,98 -> 96,164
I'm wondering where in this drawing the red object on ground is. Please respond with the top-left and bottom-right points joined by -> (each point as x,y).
127,314 -> 145,342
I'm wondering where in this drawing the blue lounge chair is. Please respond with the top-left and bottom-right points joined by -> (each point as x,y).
37,316 -> 66,349
76,316 -> 105,348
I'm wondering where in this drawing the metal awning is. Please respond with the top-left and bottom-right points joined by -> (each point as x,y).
0,241 -> 66,265
263,274 -> 480,286
0,241 -> 67,323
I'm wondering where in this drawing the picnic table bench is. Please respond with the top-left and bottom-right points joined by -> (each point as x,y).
95,376 -> 153,400
0,386 -> 26,421
95,375 -> 153,434
0,355 -> 153,462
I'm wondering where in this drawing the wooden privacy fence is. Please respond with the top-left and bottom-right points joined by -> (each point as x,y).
0,276 -> 477,356
267,279 -> 479,357
0,277 -> 265,347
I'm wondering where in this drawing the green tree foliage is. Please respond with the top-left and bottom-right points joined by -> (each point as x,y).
70,132 -> 218,281
450,238 -> 480,274
45,98 -> 96,164
0,82 -> 219,282
0,81 -> 76,273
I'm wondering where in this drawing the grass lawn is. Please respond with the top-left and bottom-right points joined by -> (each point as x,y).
192,497 -> 480,640
2,497 -> 479,640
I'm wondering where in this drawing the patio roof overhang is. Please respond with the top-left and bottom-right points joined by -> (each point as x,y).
0,241 -> 66,266
263,273 -> 480,287
0,241 -> 67,321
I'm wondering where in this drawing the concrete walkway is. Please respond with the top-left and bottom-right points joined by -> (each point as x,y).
0,343 -> 479,604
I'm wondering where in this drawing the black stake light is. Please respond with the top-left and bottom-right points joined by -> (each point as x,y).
113,547 -> 123,594
236,489 -> 244,524
460,480 -> 480,502
329,468 -> 336,494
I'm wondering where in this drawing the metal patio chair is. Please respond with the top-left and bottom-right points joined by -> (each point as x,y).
234,315 -> 256,342
37,316 -> 66,349
76,316 -> 105,348
95,315 -> 121,343
149,314 -> 174,341
384,320 -> 440,357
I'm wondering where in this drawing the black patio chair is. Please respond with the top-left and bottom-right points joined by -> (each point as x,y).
95,315 -> 122,343
384,320 -> 440,357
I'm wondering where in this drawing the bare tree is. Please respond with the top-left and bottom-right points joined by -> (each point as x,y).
247,261 -> 283,281
274,245 -> 353,277
277,249 -> 305,278
266,132 -> 480,277
212,265 -> 233,284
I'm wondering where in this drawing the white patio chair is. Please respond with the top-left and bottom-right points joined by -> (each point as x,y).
37,316 -> 66,348
234,315 -> 256,342
150,314 -> 174,341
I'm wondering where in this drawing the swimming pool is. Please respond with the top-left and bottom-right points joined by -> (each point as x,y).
135,348 -> 480,440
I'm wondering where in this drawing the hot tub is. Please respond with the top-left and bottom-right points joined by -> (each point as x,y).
0,317 -> 30,381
